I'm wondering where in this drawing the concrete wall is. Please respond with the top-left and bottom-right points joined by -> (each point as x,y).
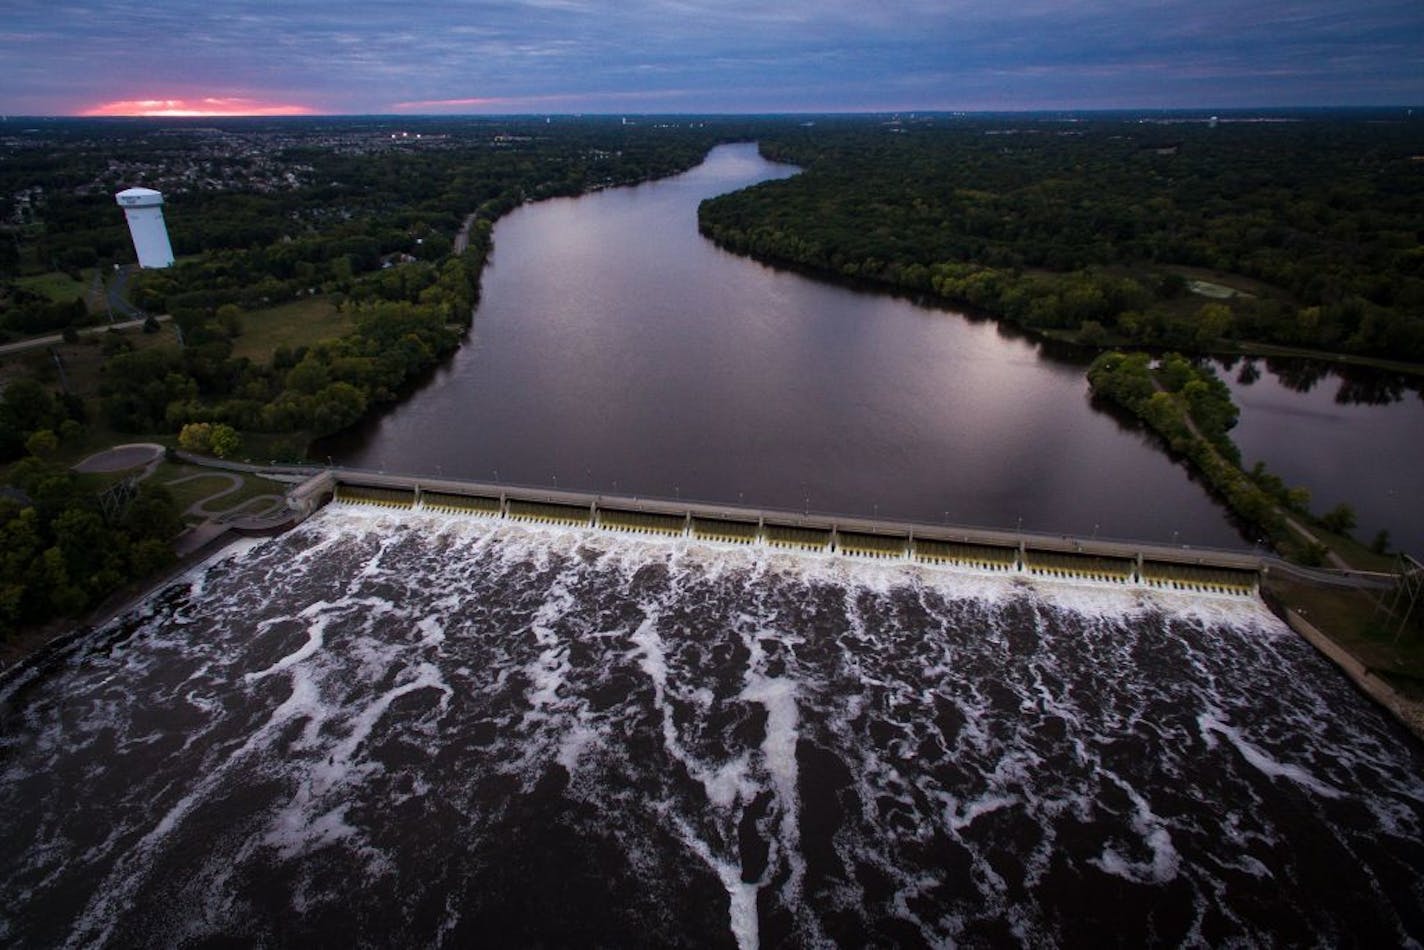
325,473 -> 1265,595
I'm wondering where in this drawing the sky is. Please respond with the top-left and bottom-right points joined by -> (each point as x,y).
1,0 -> 1421,116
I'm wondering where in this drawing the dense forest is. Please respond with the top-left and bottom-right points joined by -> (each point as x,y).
700,112 -> 1424,362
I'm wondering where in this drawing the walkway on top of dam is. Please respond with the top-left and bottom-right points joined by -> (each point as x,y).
172,452 -> 1395,592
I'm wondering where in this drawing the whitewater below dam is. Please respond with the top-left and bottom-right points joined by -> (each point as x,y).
2,507 -> 1422,947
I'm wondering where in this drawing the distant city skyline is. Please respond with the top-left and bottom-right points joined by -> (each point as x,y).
2,0 -> 1421,117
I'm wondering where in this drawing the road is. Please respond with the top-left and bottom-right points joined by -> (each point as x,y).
452,212 -> 478,255
106,264 -> 146,320
0,314 -> 171,358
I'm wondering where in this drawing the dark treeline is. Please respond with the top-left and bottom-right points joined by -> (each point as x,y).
699,112 -> 1424,362
1,456 -> 181,640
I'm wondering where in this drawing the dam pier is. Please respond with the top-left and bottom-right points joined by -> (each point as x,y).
298,469 -> 1264,596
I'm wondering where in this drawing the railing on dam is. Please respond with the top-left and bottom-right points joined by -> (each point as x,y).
321,471 -> 1264,597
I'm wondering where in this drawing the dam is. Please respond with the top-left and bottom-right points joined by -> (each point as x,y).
325,471 -> 1262,595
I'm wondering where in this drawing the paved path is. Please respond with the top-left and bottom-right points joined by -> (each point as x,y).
1149,376 -> 1352,570
71,442 -> 165,474
0,315 -> 171,359
1282,514 -> 1351,570
164,471 -> 285,521
453,212 -> 478,255
105,265 -> 146,320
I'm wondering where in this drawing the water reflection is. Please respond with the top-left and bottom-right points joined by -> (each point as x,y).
1229,356 -> 1422,406
1225,358 -> 1424,553
323,145 -> 1250,546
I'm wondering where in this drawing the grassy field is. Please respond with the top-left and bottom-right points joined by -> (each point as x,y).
1265,575 -> 1424,700
230,297 -> 354,363
152,461 -> 288,517
14,269 -> 96,304
71,459 -> 289,520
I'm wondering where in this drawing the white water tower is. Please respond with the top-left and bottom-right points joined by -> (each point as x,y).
115,187 -> 175,268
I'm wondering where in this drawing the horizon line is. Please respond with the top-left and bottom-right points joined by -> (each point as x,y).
2,104 -> 1420,121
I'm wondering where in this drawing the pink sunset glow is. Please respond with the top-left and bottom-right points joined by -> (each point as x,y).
81,97 -> 316,117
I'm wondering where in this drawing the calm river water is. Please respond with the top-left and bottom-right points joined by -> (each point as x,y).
1225,360 -> 1424,556
325,144 -> 1251,546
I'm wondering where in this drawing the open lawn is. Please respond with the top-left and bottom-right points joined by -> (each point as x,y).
14,269 -> 97,305
1163,265 -> 1288,301
230,297 -> 354,363
151,461 -> 288,518
70,459 -> 288,521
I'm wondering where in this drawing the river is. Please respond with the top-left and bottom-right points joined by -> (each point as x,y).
1225,358 -> 1424,556
323,143 -> 1251,547
2,509 -> 1421,946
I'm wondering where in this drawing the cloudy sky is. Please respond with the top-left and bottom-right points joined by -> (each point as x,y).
2,0 -> 1420,116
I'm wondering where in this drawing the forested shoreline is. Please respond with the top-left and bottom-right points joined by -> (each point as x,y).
3,117 -> 745,461
696,112 -> 1423,565
700,113 -> 1424,362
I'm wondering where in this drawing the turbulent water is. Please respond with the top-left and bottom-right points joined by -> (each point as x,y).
2,507 -> 1422,947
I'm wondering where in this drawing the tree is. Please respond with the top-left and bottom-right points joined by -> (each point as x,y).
1320,502 -> 1357,537
209,424 -> 241,459
285,357 -> 330,395
25,429 -> 59,457
1370,529 -> 1391,555
177,422 -> 213,454
215,304 -> 244,338
1195,303 -> 1233,346
1,377 -> 58,432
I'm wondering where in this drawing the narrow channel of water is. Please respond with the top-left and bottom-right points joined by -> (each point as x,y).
1224,358 -> 1424,556
322,144 -> 1248,547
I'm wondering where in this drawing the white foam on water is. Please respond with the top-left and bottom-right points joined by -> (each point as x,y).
184,535 -> 268,599
1089,775 -> 1181,885
64,652 -> 330,948
1197,710 -> 1344,800
669,812 -> 760,950
554,722 -> 601,775
262,649 -> 452,870
12,504 -> 1424,948
630,609 -> 757,807
243,602 -> 335,683
739,649 -> 805,901
416,615 -> 446,646
945,792 -> 1020,833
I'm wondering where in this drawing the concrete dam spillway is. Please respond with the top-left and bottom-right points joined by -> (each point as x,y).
330,478 -> 1261,595
1,501 -> 1421,946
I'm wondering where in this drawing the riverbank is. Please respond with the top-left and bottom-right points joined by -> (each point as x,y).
1084,349 -> 1393,570
1263,575 -> 1424,742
